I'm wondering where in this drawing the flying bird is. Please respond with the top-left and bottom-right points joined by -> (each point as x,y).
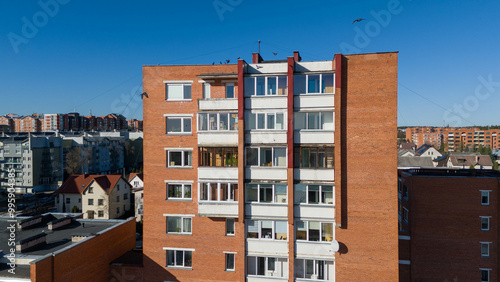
140,92 -> 149,99
226,59 -> 230,63
352,18 -> 366,24
272,52 -> 278,56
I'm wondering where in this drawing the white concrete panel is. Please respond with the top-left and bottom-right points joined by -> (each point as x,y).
198,98 -> 238,110
296,241 -> 335,258
294,131 -> 334,144
247,276 -> 288,281
247,240 -> 289,255
198,132 -> 238,146
294,168 -> 334,181
294,94 -> 335,109
245,131 -> 287,145
198,167 -> 238,180
295,61 -> 333,72
198,202 -> 238,217
245,96 -> 288,109
246,168 -> 287,181
247,63 -> 288,74
294,205 -> 335,221
246,204 -> 288,218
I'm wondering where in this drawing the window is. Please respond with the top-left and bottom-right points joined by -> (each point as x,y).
245,183 -> 287,203
481,242 -> 490,257
244,76 -> 287,96
166,117 -> 191,134
247,256 -> 287,278
198,113 -> 238,131
246,147 -> 286,167
403,207 -> 409,223
203,83 -> 211,99
226,218 -> 235,236
88,187 -> 93,194
167,150 -> 192,167
166,83 -> 192,100
65,198 -> 70,204
295,259 -> 333,280
117,207 -> 120,214
225,253 -> 235,271
98,210 -> 104,217
199,147 -> 238,167
199,182 -> 238,202
481,269 -> 490,282
481,217 -> 490,231
295,184 -> 333,205
481,191 -> 490,205
246,220 -> 287,240
167,216 -> 192,234
294,112 -> 334,130
295,221 -> 333,242
403,185 -> 409,199
294,147 -> 334,169
88,199 -> 94,205
166,249 -> 192,268
124,193 -> 128,200
98,199 -> 104,206
167,183 -> 192,199
246,112 -> 285,130
226,83 -> 235,98
294,73 -> 334,94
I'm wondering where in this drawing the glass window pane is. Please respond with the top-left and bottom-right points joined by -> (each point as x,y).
306,260 -> 314,278
169,184 -> 182,198
276,113 -> 284,130
183,218 -> 192,233
169,152 -> 182,166
246,184 -> 258,202
321,112 -> 334,130
295,259 -> 305,278
326,148 -> 334,168
183,118 -> 191,132
248,113 -> 256,130
176,250 -> 183,266
260,148 -> 272,166
184,184 -> 191,198
184,151 -> 192,166
296,221 -> 307,240
198,113 -> 208,131
308,185 -> 320,204
256,77 -> 265,96
274,148 -> 286,167
226,84 -> 234,98
275,221 -> 287,240
294,75 -> 306,95
322,185 -> 333,204
231,184 -> 238,201
166,84 -> 182,100
322,73 -> 334,93
295,184 -> 307,204
294,112 -> 306,130
221,183 -> 228,201
230,113 -> 238,130
167,118 -> 181,133
274,184 -> 287,203
247,220 -> 259,238
184,251 -> 192,267
203,83 -> 210,99
278,76 -> 287,95
267,114 -> 275,129
309,222 -> 320,241
267,77 -> 277,95
257,257 -> 266,275
167,250 -> 175,266
210,183 -> 217,201
308,112 -> 320,129
257,113 -> 265,129
308,75 -> 320,93
246,148 -> 258,166
183,85 -> 191,99
259,184 -> 273,203
310,148 -> 318,168
209,114 -> 218,130
301,148 -> 310,168
220,113 -> 228,130
226,218 -> 235,235
261,220 -> 273,238
321,223 -> 333,241
226,254 -> 235,270
247,257 -> 257,275
200,183 -> 209,200
268,257 -> 276,271
245,77 -> 254,96
167,217 -> 181,233
318,148 -> 326,168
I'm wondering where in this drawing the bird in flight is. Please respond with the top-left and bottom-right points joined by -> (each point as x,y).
352,18 -> 366,24
272,52 -> 278,56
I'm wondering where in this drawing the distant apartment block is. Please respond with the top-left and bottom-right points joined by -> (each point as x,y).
399,169 -> 500,282
56,174 -> 131,219
407,127 -> 500,151
43,113 -> 64,131
128,118 -> 143,131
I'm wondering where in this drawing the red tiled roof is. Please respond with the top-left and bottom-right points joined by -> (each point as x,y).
57,174 -> 124,195
128,173 -> 143,182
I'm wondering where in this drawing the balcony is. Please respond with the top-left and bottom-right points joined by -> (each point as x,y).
245,96 -> 287,110
247,239 -> 289,256
198,98 -> 237,111
245,203 -> 287,218
294,94 -> 334,110
198,167 -> 238,180
245,167 -> 287,181
296,241 -> 335,258
294,169 -> 334,181
198,132 -> 238,146
294,205 -> 335,220
198,201 -> 238,218
294,131 -> 334,144
245,131 -> 287,144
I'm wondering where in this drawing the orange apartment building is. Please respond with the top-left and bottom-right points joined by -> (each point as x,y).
406,127 -> 500,151
142,51 -> 398,281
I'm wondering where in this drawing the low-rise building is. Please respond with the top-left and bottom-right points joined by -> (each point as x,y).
129,173 -> 143,222
435,154 -> 493,169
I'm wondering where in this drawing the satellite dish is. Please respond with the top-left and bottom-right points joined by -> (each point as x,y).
331,240 -> 339,252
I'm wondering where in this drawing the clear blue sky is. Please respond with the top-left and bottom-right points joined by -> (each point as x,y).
1,0 -> 499,126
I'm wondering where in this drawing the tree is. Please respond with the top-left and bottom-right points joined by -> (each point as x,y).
65,146 -> 83,175
71,205 -> 80,213
494,162 -> 499,170
469,164 -> 475,169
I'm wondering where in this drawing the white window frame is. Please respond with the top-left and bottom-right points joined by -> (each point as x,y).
226,218 -> 235,236
245,147 -> 287,167
481,190 -> 491,205
164,81 -> 192,101
166,215 -> 193,235
245,76 -> 288,96
294,258 -> 333,280
481,268 -> 491,282
295,184 -> 334,205
165,116 -> 192,134
198,182 -> 238,202
225,252 -> 236,271
164,248 -> 194,268
294,73 -> 335,95
246,112 -> 286,130
480,242 -> 491,257
293,111 -> 334,131
245,183 -> 287,204
166,149 -> 193,168
480,216 -> 491,231
295,220 -> 334,242
246,256 -> 288,278
203,83 -> 211,99
197,112 -> 238,132
246,220 -> 288,241
166,182 -> 193,200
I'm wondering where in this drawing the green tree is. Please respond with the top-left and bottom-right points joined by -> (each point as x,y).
71,205 -> 80,213
469,164 -> 475,169
494,162 -> 499,170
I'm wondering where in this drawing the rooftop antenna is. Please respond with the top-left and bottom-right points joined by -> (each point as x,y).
258,40 -> 261,54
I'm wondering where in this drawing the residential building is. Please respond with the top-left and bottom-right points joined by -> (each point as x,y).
407,127 -> 500,151
142,51 -> 398,280
414,144 -> 442,159
0,116 -> 14,132
128,118 -> 143,131
56,174 -> 131,219
435,154 -> 493,169
12,115 -> 42,133
129,172 -> 144,222
0,213 -> 135,281
43,113 -> 64,131
0,135 -> 63,193
399,169 -> 500,282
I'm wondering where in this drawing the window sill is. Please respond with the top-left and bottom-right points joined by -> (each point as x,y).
246,275 -> 287,280
226,234 -> 235,237
199,201 -> 238,204
247,238 -> 288,242
296,240 -> 332,244
166,198 -> 192,201
294,92 -> 335,96
246,202 -> 288,206
165,133 -> 193,135
166,233 -> 192,236
225,269 -> 236,273
246,166 -> 287,169
165,266 -> 193,270
198,130 -> 237,133
295,203 -> 334,207
166,166 -> 193,169
248,95 -> 288,98
165,99 -> 193,102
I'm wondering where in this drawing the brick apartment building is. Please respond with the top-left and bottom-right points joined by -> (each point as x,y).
406,127 -> 500,151
142,51 -> 398,281
398,169 -> 500,282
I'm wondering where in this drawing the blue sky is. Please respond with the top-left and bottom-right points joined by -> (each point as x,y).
1,0 -> 499,126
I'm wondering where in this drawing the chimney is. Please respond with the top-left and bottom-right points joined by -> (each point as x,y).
293,51 -> 301,62
252,53 -> 263,64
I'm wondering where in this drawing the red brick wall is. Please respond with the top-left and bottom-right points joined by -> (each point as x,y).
30,218 -> 136,282
335,52 -> 399,281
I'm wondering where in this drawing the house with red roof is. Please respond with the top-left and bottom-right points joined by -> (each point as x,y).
56,174 -> 131,219
129,173 -> 143,222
